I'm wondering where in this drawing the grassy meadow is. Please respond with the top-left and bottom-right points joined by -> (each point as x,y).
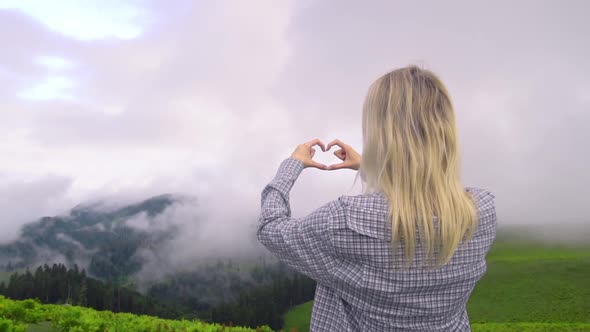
283,234 -> 590,332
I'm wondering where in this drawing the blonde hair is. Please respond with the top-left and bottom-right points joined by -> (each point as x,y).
360,65 -> 477,267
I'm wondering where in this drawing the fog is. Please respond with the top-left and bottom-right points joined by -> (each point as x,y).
0,0 -> 589,251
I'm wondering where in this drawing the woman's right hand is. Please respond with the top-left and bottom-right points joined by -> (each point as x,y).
326,139 -> 361,171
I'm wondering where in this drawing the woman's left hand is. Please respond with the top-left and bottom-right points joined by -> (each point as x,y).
291,139 -> 328,170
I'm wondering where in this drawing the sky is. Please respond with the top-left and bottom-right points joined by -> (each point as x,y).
0,0 -> 589,245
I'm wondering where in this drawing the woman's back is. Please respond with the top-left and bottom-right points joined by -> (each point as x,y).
313,187 -> 496,331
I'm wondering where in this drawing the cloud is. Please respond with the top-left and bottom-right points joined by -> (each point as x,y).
275,0 -> 590,225
0,0 -> 589,250
0,175 -> 74,243
0,0 -> 149,40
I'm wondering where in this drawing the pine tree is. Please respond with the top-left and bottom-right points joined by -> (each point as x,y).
103,283 -> 114,311
33,266 -> 43,299
78,278 -> 88,307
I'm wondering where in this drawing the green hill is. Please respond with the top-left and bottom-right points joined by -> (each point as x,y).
283,236 -> 590,332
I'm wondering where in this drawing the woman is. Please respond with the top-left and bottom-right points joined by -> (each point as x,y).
257,66 -> 497,331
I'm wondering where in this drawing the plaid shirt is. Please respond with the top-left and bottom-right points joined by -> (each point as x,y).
258,157 -> 497,332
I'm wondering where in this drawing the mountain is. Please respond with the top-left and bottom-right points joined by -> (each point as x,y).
0,193 -> 308,322
0,194 -> 182,280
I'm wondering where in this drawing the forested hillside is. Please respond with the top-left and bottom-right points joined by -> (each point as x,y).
0,194 -> 179,280
0,195 -> 318,330
0,262 -> 316,330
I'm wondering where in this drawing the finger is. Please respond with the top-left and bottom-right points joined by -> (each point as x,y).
326,162 -> 349,170
309,161 -> 328,170
326,139 -> 347,151
334,149 -> 345,161
310,148 -> 315,158
306,138 -> 326,152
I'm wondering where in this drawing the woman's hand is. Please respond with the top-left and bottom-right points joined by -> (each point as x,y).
291,138 -> 328,170
326,139 -> 361,171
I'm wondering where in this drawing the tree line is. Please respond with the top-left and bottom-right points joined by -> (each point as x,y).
0,263 -> 185,319
209,264 -> 316,330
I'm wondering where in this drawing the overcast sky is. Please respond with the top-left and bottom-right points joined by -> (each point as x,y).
0,0 -> 588,244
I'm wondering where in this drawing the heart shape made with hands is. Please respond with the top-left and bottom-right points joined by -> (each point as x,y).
294,138 -> 361,171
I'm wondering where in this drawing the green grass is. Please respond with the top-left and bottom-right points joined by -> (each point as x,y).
283,238 -> 590,332
472,322 -> 590,332
283,302 -> 313,332
0,296 -> 273,332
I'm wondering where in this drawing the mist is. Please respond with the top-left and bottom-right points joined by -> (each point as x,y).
0,0 -> 589,254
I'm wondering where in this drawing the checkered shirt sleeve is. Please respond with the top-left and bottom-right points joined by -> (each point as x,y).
257,157 -> 338,286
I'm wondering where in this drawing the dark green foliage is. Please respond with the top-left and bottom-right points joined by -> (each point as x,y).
209,263 -> 316,330
139,259 -> 316,330
146,259 -> 274,313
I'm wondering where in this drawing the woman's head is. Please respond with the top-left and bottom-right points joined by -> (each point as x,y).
360,65 -> 477,267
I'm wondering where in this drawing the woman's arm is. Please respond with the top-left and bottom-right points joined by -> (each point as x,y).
257,156 -> 338,286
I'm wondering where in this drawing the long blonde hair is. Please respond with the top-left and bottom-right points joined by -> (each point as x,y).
360,65 -> 477,267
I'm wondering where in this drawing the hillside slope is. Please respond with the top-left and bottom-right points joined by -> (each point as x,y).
0,194 -> 181,281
